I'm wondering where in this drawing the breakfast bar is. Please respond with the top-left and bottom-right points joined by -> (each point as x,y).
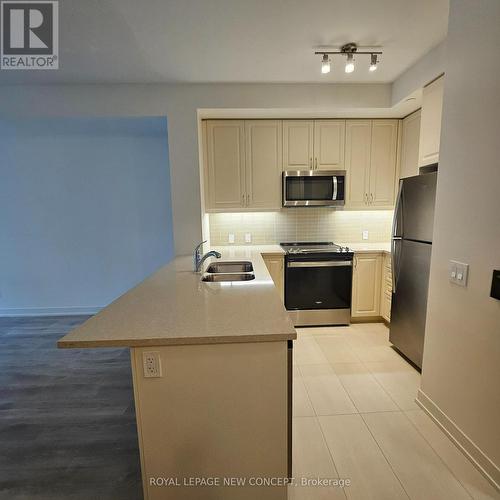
58,247 -> 296,500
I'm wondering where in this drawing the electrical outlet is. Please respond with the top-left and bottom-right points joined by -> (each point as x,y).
228,233 -> 235,244
362,230 -> 369,240
143,351 -> 162,378
245,233 -> 252,243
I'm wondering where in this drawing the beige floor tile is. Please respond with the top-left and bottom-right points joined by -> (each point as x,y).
405,410 -> 500,500
301,364 -> 357,416
363,412 -> 472,500
293,376 -> 315,417
315,335 -> 361,363
294,337 -> 329,366
349,345 -> 403,363
364,360 -> 421,411
319,414 -> 409,500
331,363 -> 399,413
291,417 -> 347,499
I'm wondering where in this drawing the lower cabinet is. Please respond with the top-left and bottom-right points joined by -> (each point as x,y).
262,254 -> 284,302
351,253 -> 383,318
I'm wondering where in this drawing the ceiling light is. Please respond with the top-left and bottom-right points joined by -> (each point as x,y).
321,54 -> 331,74
345,53 -> 355,73
369,53 -> 378,72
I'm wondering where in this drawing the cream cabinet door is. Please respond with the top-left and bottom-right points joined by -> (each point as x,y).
262,254 -> 284,302
400,110 -> 421,178
369,120 -> 399,207
419,75 -> 444,166
282,120 -> 314,170
345,120 -> 371,208
313,120 -> 345,171
206,120 -> 246,210
245,121 -> 282,209
351,253 -> 383,318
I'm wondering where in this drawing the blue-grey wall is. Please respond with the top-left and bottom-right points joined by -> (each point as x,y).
0,117 -> 174,315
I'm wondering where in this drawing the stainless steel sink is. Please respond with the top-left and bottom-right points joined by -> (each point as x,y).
206,261 -> 253,273
201,273 -> 255,282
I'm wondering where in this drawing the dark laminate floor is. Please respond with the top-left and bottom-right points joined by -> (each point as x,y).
0,315 -> 143,500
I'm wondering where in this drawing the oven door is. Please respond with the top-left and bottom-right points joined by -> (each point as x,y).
283,170 -> 345,207
285,256 -> 352,310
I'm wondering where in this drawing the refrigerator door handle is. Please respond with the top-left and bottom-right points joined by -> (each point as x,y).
392,180 -> 404,239
391,237 -> 402,292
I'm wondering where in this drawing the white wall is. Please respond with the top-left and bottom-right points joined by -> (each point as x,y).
0,83 -> 391,255
419,0 -> 500,486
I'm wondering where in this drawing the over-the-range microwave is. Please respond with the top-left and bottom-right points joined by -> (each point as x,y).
282,170 -> 346,207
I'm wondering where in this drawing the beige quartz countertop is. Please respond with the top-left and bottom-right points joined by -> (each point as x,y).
341,242 -> 392,254
58,247 -> 296,349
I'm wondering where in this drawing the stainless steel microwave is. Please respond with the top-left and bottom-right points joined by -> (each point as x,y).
282,170 -> 346,207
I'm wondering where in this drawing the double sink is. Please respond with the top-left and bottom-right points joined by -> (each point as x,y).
201,261 -> 255,282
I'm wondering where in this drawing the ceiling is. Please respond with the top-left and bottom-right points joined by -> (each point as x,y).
0,0 -> 449,85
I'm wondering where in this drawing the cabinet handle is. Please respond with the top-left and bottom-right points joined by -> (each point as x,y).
242,194 -> 245,206
309,157 -> 312,168
354,257 -> 357,268
370,193 -> 374,204
315,158 -> 318,169
247,194 -> 250,205
365,193 -> 368,205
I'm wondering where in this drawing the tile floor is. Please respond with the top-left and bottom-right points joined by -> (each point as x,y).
290,323 -> 499,500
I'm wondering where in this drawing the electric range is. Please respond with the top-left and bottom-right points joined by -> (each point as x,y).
280,242 -> 353,326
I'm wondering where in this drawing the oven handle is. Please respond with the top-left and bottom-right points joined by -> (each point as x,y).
287,260 -> 352,268
332,176 -> 338,200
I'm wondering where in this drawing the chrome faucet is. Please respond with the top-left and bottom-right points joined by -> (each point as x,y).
194,240 -> 221,272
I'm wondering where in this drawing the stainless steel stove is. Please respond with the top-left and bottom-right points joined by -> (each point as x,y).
280,242 -> 353,326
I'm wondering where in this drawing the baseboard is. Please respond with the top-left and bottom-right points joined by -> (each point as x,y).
350,316 -> 384,324
0,306 -> 102,317
416,389 -> 500,490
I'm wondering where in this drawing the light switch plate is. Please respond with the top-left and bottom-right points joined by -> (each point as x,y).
449,260 -> 469,287
362,230 -> 369,240
245,233 -> 252,243
228,233 -> 235,244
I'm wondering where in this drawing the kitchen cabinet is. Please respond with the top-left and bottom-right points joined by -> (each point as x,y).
283,120 -> 345,171
282,120 -> 314,169
351,253 -> 383,318
345,120 -> 399,209
380,253 -> 393,322
206,120 -> 246,210
400,110 -> 421,178
419,75 -> 444,166
262,253 -> 284,302
205,120 -> 281,210
245,121 -> 282,209
313,120 -> 346,170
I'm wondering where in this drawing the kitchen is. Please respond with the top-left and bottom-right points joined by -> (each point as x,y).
1,1 -> 499,500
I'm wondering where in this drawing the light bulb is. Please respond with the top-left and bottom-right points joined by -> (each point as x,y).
369,54 -> 378,72
345,53 -> 355,73
321,54 -> 331,74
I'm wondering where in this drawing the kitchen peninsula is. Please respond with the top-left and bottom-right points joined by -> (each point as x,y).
58,247 -> 296,500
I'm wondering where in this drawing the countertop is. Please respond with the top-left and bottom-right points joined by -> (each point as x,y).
58,247 -> 296,349
214,243 -> 391,254
340,242 -> 392,254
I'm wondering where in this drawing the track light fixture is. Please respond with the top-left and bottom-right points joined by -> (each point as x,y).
315,43 -> 382,75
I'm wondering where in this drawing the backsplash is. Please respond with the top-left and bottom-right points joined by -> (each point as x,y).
208,209 -> 393,245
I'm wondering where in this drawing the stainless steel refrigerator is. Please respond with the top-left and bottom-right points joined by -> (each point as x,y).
390,171 -> 437,369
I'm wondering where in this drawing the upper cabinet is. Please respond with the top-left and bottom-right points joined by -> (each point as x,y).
400,109 -> 421,178
245,120 -> 282,209
345,119 -> 399,209
206,120 -> 246,210
419,75 -> 444,166
282,120 -> 314,170
283,120 -> 345,171
205,120 -> 281,211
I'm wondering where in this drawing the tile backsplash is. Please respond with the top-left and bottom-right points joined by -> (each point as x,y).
208,209 -> 394,245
